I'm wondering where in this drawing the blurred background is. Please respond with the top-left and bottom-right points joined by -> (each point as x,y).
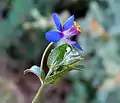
0,0 -> 120,103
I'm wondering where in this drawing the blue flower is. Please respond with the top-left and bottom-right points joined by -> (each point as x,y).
46,13 -> 83,52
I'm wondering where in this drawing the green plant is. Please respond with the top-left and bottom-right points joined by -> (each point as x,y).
24,13 -> 85,103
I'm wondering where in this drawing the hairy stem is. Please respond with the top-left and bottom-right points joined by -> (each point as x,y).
40,42 -> 54,68
32,42 -> 54,103
32,84 -> 46,103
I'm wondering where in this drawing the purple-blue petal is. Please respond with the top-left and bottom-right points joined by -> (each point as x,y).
46,30 -> 63,42
52,13 -> 62,31
63,15 -> 75,30
73,43 -> 84,52
65,39 -> 83,51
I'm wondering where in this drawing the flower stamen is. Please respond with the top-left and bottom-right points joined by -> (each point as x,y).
74,22 -> 82,33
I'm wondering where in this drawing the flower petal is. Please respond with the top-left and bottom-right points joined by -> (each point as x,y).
52,13 -> 62,31
73,43 -> 84,52
46,30 -> 63,42
63,15 -> 75,30
62,38 -> 84,51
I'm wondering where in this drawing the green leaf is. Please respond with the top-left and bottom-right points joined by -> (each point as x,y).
67,58 -> 85,71
47,44 -> 68,68
24,65 -> 45,83
44,65 -> 74,84
74,65 -> 86,70
66,59 -> 80,65
48,78 -> 60,84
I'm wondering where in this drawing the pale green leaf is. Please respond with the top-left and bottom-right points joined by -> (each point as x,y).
44,65 -> 74,84
47,44 -> 68,68
24,65 -> 45,83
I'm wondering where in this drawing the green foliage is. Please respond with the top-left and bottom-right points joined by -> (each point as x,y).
44,65 -> 75,84
47,44 -> 68,69
24,65 -> 45,84
45,43 -> 85,84
74,65 -> 86,70
0,0 -> 34,47
9,0 -> 33,27
24,43 -> 85,85
66,82 -> 87,103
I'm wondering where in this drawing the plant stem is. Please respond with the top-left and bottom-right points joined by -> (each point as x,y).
32,84 -> 46,103
40,42 -> 54,68
32,42 -> 54,103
